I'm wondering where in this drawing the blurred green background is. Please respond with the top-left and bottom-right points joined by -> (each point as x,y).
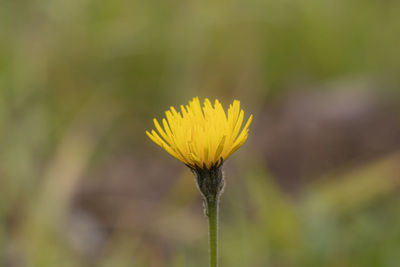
2,0 -> 400,266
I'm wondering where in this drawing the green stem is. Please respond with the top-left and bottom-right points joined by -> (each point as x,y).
207,197 -> 219,267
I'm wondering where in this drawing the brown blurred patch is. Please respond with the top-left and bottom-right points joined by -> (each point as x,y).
254,84 -> 400,191
72,150 -> 184,262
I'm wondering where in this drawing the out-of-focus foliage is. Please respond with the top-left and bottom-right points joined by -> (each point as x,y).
1,0 -> 400,266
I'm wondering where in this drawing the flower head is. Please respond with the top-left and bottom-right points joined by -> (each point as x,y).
146,97 -> 253,170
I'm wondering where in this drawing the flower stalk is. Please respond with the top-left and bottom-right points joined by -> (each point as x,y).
207,196 -> 219,267
192,165 -> 224,267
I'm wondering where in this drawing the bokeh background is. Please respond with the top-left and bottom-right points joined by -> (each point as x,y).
2,0 -> 400,266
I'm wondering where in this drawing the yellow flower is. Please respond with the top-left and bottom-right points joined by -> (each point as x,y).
146,97 -> 253,169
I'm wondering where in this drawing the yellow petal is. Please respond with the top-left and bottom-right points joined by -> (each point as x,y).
146,98 -> 252,168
